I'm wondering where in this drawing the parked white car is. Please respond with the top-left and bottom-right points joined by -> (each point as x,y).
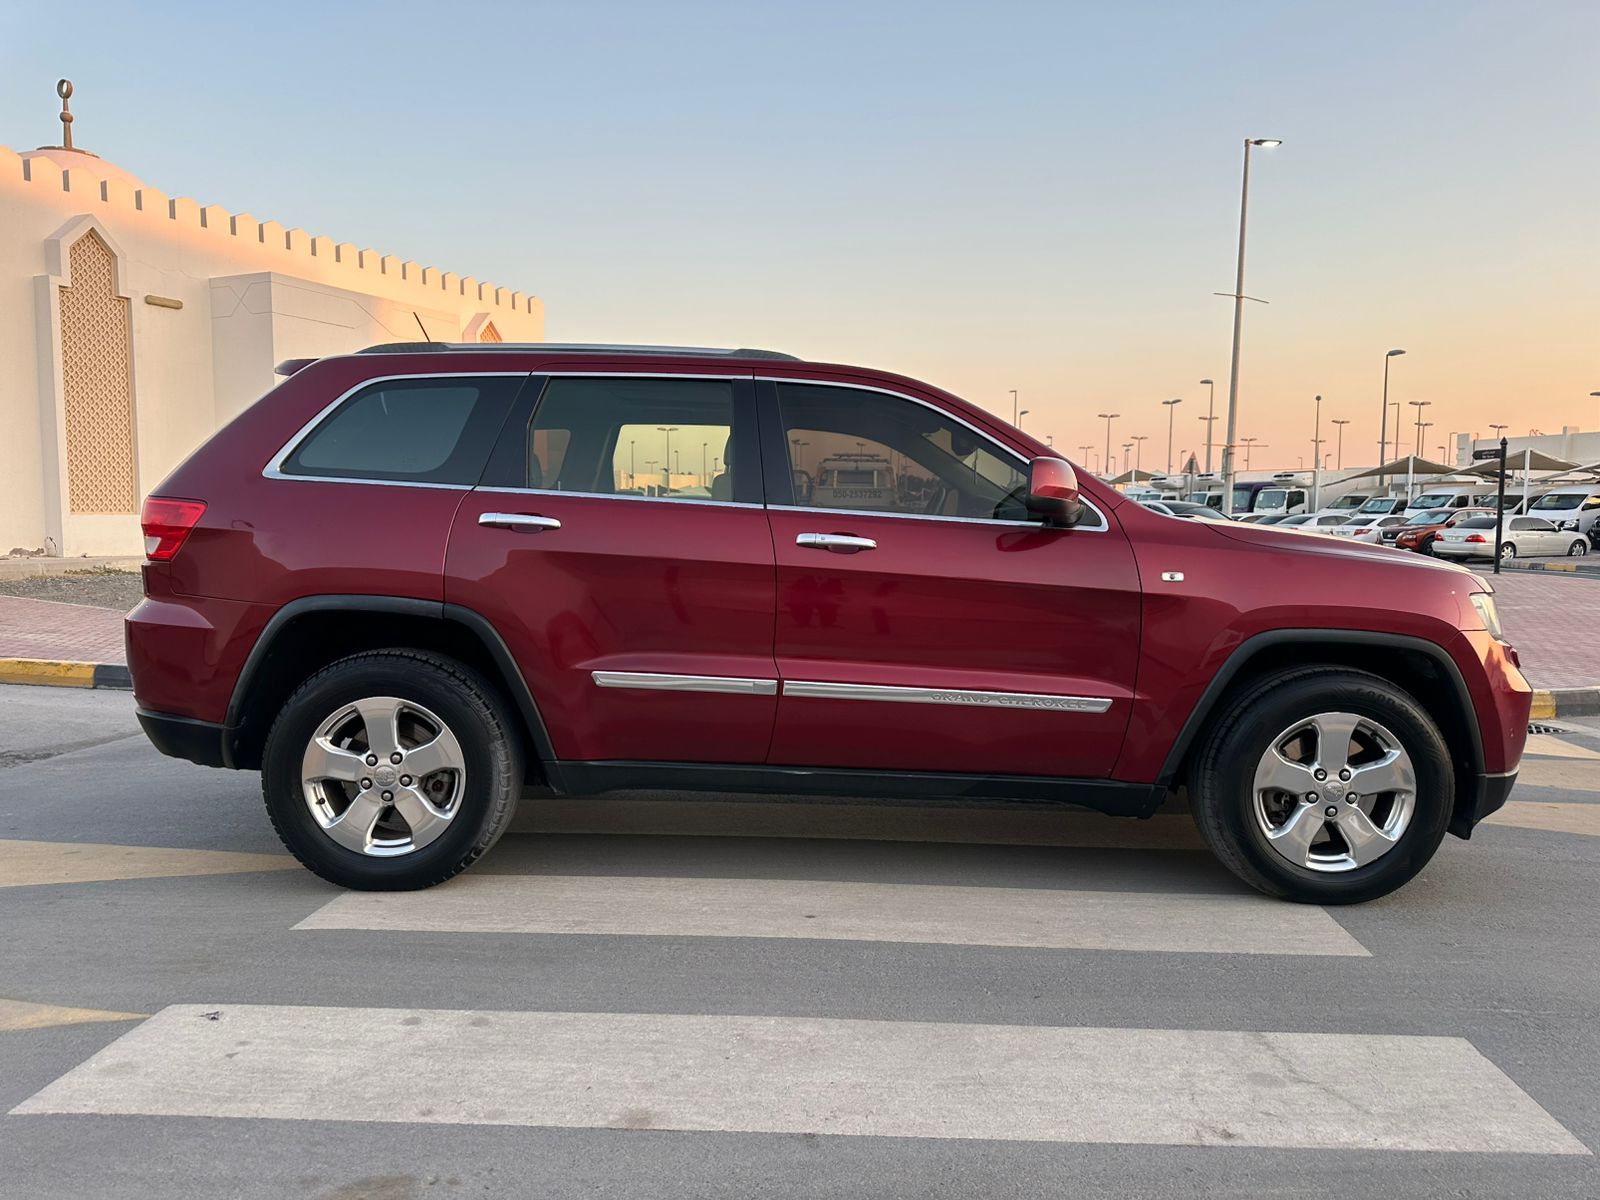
1433,515 -> 1590,563
1327,514 -> 1410,545
1278,512 -> 1351,535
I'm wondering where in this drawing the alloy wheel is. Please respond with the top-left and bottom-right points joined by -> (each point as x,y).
1251,711 -> 1417,873
300,696 -> 466,857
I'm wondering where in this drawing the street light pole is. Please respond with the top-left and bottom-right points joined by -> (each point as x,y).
1011,389 -> 1019,425
1331,419 -> 1349,470
1220,137 -> 1281,515
1162,398 -> 1182,474
1131,434 -> 1148,473
1097,413 -> 1120,479
1018,409 -> 1030,429
1379,349 -> 1405,474
1198,379 -> 1216,473
1409,400 -> 1431,457
1240,437 -> 1265,471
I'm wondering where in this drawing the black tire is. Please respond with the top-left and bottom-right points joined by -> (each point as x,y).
1500,542 -> 1516,562
262,650 -> 522,889
1568,540 -> 1588,557
1189,667 -> 1453,904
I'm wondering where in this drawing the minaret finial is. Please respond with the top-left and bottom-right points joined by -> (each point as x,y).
57,79 -> 74,151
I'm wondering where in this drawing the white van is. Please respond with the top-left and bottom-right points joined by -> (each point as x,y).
1525,487 -> 1600,535
1406,486 -> 1481,512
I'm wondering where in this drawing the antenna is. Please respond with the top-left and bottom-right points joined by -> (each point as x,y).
412,312 -> 432,341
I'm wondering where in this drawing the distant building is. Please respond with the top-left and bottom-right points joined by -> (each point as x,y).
1453,428 -> 1600,471
1,82 -> 542,558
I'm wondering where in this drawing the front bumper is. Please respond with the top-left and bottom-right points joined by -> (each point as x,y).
138,709 -> 230,769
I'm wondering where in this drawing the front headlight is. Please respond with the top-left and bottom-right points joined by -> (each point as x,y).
1559,520 -> 1578,531
1470,592 -> 1504,640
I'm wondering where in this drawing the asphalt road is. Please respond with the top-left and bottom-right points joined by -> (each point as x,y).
2,685 -> 1599,1199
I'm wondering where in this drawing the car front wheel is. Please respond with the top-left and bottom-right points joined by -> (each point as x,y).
1569,539 -> 1588,557
1189,668 -> 1453,903
262,650 -> 522,889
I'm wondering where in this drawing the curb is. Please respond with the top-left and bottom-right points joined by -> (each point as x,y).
1503,560 -> 1600,577
1530,688 -> 1600,721
0,659 -> 131,690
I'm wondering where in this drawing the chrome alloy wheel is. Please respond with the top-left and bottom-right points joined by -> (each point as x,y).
301,696 -> 466,857
1251,711 -> 1417,874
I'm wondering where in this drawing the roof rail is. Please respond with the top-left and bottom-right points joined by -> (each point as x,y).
356,341 -> 800,361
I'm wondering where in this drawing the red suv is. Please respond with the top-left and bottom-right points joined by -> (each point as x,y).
128,344 -> 1531,902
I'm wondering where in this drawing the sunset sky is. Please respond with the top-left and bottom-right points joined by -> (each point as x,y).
4,0 -> 1596,473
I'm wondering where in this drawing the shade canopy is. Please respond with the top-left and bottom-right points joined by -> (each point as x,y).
1461,449 -> 1581,476
1337,455 -> 1461,482
1108,468 -> 1161,485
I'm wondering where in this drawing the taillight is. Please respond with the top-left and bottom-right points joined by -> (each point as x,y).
1463,534 -> 1487,544
141,496 -> 207,561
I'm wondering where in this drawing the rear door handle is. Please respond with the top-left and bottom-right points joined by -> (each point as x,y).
796,532 -> 876,553
479,512 -> 561,532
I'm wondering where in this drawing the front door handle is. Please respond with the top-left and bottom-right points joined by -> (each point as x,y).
479,512 -> 562,532
796,532 -> 876,553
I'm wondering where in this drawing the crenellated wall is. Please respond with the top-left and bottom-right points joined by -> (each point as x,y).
0,143 -> 543,556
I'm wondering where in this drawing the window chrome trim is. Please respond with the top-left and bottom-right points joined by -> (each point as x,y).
262,371 -> 531,488
757,375 -> 1109,534
781,680 -> 1114,713
592,670 -> 778,696
475,486 -> 765,511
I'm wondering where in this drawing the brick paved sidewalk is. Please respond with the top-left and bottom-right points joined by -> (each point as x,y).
0,576 -> 1595,688
0,594 -> 127,666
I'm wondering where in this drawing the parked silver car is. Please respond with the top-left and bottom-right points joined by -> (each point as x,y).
1433,515 -> 1590,563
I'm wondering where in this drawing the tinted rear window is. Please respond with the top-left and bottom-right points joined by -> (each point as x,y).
1457,517 -> 1497,529
279,377 -> 522,485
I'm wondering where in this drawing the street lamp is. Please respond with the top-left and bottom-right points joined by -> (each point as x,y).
1162,398 -> 1183,474
791,438 -> 808,472
1131,434 -> 1148,472
1330,419 -> 1350,469
657,425 -> 678,484
1240,437 -> 1266,471
1408,400 -> 1431,457
1011,389 -> 1019,425
1198,379 -> 1216,473
1379,349 -> 1406,470
1122,442 -> 1133,477
1219,137 -> 1281,515
1018,409 -> 1031,428
1097,413 -> 1120,478
1591,392 -> 1600,427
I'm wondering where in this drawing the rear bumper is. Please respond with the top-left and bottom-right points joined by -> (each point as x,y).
1450,769 -> 1518,839
137,709 -> 230,770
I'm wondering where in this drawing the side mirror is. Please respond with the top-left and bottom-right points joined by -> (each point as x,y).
1025,457 -> 1085,527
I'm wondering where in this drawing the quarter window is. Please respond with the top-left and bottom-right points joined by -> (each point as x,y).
279,377 -> 521,485
773,383 -> 1029,520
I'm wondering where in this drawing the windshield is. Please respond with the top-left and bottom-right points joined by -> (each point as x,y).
1231,486 -> 1256,511
1330,495 -> 1366,510
1411,492 -> 1459,508
1405,509 -> 1452,526
1530,492 -> 1585,511
1358,497 -> 1397,514
1257,488 -> 1290,510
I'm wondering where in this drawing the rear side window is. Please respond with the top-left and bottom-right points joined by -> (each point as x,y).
278,376 -> 522,485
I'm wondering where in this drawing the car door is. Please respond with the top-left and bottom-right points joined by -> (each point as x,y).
446,371 -> 779,765
757,378 -> 1140,779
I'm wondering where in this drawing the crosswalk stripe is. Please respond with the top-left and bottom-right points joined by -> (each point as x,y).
12,1004 -> 1586,1154
1486,801 -> 1600,839
508,797 -> 1207,848
296,873 -> 1368,956
0,839 -> 299,889
1522,734 -> 1600,762
0,998 -> 146,1032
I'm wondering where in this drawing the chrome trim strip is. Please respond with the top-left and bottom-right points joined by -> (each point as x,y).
775,501 -> 1109,533
782,680 -> 1114,713
262,372 -> 532,486
756,376 -> 1109,533
592,671 -> 779,696
474,486 -> 765,511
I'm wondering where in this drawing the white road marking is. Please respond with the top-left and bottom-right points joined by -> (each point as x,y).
1486,801 -> 1600,838
0,839 -> 298,889
295,873 -> 1368,956
1522,734 -> 1600,762
12,1005 -> 1587,1154
0,998 -> 145,1032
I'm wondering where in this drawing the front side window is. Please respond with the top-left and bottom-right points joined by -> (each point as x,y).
773,384 -> 1029,521
280,377 -> 521,484
488,376 -> 740,502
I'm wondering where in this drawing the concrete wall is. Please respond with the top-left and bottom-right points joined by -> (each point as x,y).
0,143 -> 542,556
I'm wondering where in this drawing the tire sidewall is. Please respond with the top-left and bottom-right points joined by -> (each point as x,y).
1203,673 -> 1453,903
263,655 -> 516,888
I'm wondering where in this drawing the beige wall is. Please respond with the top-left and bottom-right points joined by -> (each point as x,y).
0,143 -> 542,557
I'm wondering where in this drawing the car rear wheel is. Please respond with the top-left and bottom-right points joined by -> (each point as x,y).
1189,668 -> 1453,903
1500,543 -> 1517,562
262,650 -> 522,889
